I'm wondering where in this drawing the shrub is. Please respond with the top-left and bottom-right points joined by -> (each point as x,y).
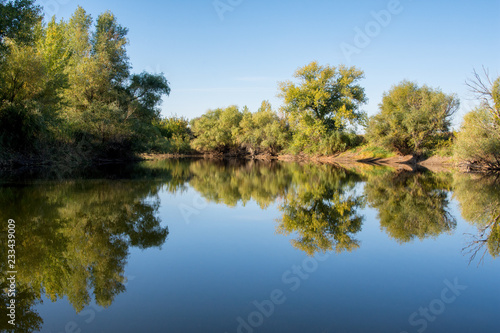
190,106 -> 243,153
366,81 -> 459,156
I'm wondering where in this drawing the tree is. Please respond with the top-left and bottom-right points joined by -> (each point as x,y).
366,81 -> 459,156
235,100 -> 290,155
190,105 -> 243,153
0,0 -> 42,55
278,61 -> 367,131
455,70 -> 500,171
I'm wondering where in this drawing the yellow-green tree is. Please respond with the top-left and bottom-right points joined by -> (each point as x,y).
366,81 -> 459,156
278,61 -> 366,154
455,71 -> 500,171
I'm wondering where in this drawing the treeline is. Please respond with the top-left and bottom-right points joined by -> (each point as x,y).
1,1 -> 499,171
166,62 -> 499,171
0,1 -> 170,165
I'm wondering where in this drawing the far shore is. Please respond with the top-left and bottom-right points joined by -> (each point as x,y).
139,153 -> 464,173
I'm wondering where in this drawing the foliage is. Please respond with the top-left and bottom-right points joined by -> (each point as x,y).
455,74 -> 500,170
278,61 -> 367,131
0,0 -> 42,55
366,81 -> 459,156
235,101 -> 290,155
152,116 -> 192,154
190,105 -> 243,154
0,5 -> 171,164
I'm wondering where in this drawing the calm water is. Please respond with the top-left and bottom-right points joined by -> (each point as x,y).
1,159 -> 499,333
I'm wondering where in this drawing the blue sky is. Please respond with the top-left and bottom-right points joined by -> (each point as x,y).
37,0 -> 500,128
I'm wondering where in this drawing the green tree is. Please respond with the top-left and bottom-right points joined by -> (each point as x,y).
278,61 -> 367,131
366,81 -> 459,156
236,100 -> 290,155
190,105 -> 243,154
455,71 -> 500,171
0,38 -> 61,153
0,0 -> 42,55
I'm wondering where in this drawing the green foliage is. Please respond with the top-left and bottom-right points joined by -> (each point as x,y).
277,61 -> 367,156
366,81 -> 459,156
287,125 -> 362,155
0,38 -> 60,153
455,76 -> 500,171
152,116 -> 192,154
278,61 -> 367,131
0,5 -> 171,164
190,105 -> 243,153
235,100 -> 290,155
0,0 -> 42,55
455,108 -> 500,170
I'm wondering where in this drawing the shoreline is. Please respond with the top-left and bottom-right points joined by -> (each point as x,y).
140,153 -> 459,172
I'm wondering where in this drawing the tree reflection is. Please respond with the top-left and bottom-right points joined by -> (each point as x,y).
0,285 -> 43,333
277,165 -> 365,255
453,174 -> 500,263
188,159 -> 292,208
0,179 -> 169,330
365,171 -> 456,243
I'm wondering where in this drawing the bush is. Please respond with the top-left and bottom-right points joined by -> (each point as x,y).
235,101 -> 290,155
150,116 -> 192,154
366,81 -> 459,156
190,106 -> 243,153
455,108 -> 500,170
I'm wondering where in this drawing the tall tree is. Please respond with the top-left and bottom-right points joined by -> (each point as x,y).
278,61 -> 367,131
455,70 -> 500,171
0,0 -> 42,54
366,81 -> 459,156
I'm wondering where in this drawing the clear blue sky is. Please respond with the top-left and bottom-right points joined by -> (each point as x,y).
37,0 -> 500,128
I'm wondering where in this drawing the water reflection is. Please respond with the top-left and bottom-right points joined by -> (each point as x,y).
365,170 -> 456,243
0,180 -> 169,332
453,174 -> 500,262
1,159 -> 499,332
277,166 -> 365,255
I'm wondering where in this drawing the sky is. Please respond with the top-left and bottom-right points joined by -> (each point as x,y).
36,0 -> 500,128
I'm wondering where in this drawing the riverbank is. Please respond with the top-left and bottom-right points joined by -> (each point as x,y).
140,152 -> 458,172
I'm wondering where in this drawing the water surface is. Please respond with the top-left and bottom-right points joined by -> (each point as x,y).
1,159 -> 499,333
